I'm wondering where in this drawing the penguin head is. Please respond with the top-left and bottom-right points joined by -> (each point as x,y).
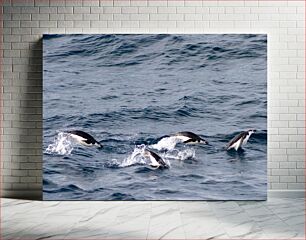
95,142 -> 103,148
199,138 -> 209,145
247,129 -> 256,135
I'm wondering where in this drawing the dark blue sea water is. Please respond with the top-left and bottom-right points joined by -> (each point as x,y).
43,34 -> 267,200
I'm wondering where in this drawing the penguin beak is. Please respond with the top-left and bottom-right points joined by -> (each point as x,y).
201,139 -> 209,145
96,142 -> 103,148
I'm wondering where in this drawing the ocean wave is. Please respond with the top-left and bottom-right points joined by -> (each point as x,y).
44,34 -> 267,72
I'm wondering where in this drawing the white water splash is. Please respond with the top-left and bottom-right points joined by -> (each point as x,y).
45,132 -> 75,155
150,136 -> 181,151
119,144 -> 172,168
120,144 -> 148,167
164,148 -> 196,161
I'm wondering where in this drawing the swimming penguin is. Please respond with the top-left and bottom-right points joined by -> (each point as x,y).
172,131 -> 208,144
226,129 -> 256,151
143,149 -> 168,168
66,130 -> 103,148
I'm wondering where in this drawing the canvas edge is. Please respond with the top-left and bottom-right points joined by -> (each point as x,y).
1,190 -> 304,200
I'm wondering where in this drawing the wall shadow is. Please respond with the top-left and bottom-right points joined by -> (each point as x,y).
9,38 -> 43,200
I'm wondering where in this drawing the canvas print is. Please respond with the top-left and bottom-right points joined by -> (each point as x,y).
43,34 -> 267,200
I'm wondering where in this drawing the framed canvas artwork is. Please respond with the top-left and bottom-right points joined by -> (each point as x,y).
43,34 -> 267,200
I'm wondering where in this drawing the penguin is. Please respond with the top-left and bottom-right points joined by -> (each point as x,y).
66,130 -> 102,148
143,149 -> 169,168
226,129 -> 256,151
172,131 -> 208,144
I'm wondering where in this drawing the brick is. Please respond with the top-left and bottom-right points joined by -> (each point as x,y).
279,162 -> 296,169
83,13 -> 99,20
209,7 -> 225,13
12,14 -> 31,20
210,21 -> 234,28
251,6 -> 279,14
12,0 -> 34,6
138,7 -> 157,13
268,176 -> 279,183
272,169 -> 289,176
130,14 -> 149,21
49,14 -> 65,20
280,176 -> 296,183
121,7 -> 138,14
288,155 -> 305,163
176,7 -> 196,14
90,21 -> 108,28
12,170 -> 28,177
168,14 -> 184,21
107,20 -> 121,28
113,0 -> 130,6
57,7 -> 73,14
39,21 -> 57,28
103,6 -> 121,13
202,14 -> 218,21
83,0 -> 99,6
99,14 -> 113,20
158,7 -> 176,14
20,176 -> 37,183
4,6 -> 22,13
158,21 -> 176,28
113,14 -> 129,21
289,169 -> 304,176
121,20 -> 139,28
296,162 -> 305,168
31,27 -> 49,34
279,7 -> 297,14
185,14 -> 202,21
35,0 -> 49,6
139,20 -> 158,28
74,7 -> 90,13
65,0 -> 82,6
3,35 -> 21,43
297,176 -> 305,183
131,0 -> 147,7
74,21 -> 90,28
4,20 -> 20,28
176,21 -> 194,28
150,14 -> 167,21
57,21 -> 73,28
49,0 -> 65,6
21,6 -> 39,13
65,14 -> 83,20
271,183 -> 288,189
288,183 -> 305,189
90,7 -> 104,13
12,28 -> 31,35
219,14 -> 244,21
4,176 -> 20,183
148,1 -> 167,7
39,6 -> 57,14
31,14 -> 49,21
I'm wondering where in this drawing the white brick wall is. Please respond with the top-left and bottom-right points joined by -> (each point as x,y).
1,0 -> 305,198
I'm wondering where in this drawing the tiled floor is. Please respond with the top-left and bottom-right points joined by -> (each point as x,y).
2,198 -> 305,239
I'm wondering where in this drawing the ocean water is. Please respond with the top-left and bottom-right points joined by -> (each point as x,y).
43,34 -> 267,200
